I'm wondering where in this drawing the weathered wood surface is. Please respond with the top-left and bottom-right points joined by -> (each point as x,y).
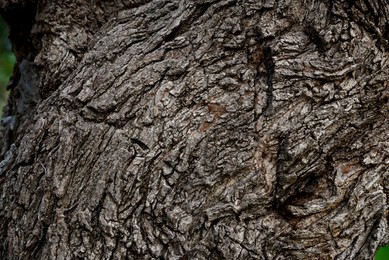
0,0 -> 388,259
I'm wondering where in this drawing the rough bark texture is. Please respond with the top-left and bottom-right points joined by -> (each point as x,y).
0,0 -> 388,259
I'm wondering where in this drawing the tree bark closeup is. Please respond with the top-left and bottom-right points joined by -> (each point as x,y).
0,0 -> 388,259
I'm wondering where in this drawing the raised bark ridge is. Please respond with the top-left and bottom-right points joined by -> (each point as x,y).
0,0 -> 388,259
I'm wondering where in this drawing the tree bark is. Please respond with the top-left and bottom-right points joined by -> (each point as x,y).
0,0 -> 388,259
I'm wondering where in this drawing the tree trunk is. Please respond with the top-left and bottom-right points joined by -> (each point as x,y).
0,0 -> 388,259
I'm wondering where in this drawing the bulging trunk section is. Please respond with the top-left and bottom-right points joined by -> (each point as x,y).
0,0 -> 388,259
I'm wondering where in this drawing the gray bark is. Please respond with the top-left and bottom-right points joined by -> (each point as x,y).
0,0 -> 388,259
